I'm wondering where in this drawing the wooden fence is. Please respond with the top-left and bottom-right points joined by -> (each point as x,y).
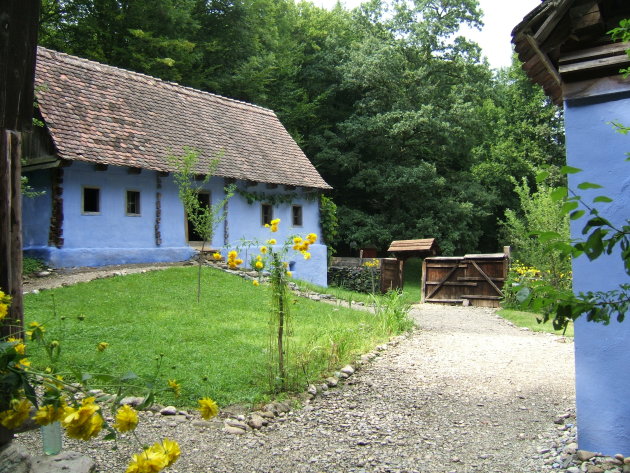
421,251 -> 509,307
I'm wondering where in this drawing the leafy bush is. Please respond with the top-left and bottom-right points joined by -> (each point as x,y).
370,289 -> 414,335
23,256 -> 45,275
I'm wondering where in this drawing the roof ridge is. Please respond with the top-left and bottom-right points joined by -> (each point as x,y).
36,46 -> 276,117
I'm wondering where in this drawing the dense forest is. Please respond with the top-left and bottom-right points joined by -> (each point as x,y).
38,0 -> 566,255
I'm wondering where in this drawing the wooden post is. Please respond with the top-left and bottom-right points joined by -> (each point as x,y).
0,0 -> 41,338
0,131 -> 23,338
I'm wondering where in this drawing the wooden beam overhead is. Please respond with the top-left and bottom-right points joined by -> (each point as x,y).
526,34 -> 562,86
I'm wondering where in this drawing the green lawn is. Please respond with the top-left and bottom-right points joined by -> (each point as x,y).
24,267 -> 402,408
496,308 -> 574,337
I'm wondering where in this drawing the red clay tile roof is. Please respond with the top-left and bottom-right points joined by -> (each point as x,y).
34,47 -> 331,189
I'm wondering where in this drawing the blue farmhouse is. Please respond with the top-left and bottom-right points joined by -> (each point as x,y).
22,48 -> 331,286
514,0 -> 630,456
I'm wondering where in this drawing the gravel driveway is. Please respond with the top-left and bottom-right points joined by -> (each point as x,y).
16,299 -> 575,473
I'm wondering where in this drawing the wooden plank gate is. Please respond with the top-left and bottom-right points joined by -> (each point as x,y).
379,258 -> 404,293
421,250 -> 509,308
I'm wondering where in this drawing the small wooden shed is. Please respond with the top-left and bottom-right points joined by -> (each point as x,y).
421,248 -> 510,308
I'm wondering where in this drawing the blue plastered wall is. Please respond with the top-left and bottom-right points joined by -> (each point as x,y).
564,91 -> 630,456
224,182 -> 327,287
22,164 -> 328,286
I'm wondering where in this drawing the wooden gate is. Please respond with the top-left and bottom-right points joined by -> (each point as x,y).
380,258 -> 404,293
421,252 -> 509,307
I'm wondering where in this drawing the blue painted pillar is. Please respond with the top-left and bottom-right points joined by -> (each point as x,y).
564,91 -> 630,456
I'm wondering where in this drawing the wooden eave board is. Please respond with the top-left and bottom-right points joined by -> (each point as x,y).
463,253 -> 506,260
388,239 -> 436,252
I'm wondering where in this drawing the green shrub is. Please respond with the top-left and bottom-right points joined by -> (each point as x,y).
370,289 -> 414,335
328,266 -> 379,293
23,256 -> 45,275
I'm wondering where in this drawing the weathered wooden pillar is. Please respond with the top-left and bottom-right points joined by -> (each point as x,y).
0,0 -> 41,338
0,130 -> 23,337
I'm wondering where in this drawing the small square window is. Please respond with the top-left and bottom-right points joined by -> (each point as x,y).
292,205 -> 303,227
83,187 -> 100,214
261,203 -> 273,226
126,190 -> 141,216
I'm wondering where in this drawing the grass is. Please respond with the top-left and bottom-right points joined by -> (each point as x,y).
23,266 -> 404,408
497,308 -> 574,337
23,256 -> 45,275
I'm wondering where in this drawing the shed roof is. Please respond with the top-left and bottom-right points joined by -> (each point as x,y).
387,239 -> 439,254
33,47 -> 331,189
512,0 -> 630,104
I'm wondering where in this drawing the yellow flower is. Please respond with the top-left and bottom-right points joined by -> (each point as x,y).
253,280 -> 260,287
0,303 -> 7,320
126,448 -> 168,473
114,405 -> 139,432
151,438 -> 180,467
168,379 -> 181,397
235,258 -> 243,266
306,233 -> 317,243
97,342 -> 109,352
34,404 -> 66,426
260,246 -> 268,254
8,337 -> 25,355
212,252 -> 222,261
17,358 -> 31,369
0,398 -> 32,430
228,250 -> 238,260
270,218 -> 280,225
267,239 -> 277,245
270,224 -> 278,233
198,397 -> 219,420
255,261 -> 264,269
283,262 -> 289,268
303,252 -> 311,260
293,236 -> 303,244
286,271 -> 292,278
256,255 -> 262,261
62,397 -> 103,441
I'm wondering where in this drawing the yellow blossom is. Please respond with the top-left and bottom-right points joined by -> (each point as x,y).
270,218 -> 280,225
256,255 -> 262,261
212,252 -> 222,261
8,337 -> 25,355
126,447 -> 168,473
34,404 -> 66,426
228,250 -> 238,260
168,379 -> 181,397
260,246 -> 268,254
306,233 -> 317,243
114,405 -> 139,432
253,280 -> 260,287
303,252 -> 311,260
97,342 -> 109,352
151,438 -> 181,467
255,261 -> 264,270
0,398 -> 32,430
17,358 -> 31,369
198,397 -> 219,420
270,225 -> 278,233
293,236 -> 303,244
286,271 -> 292,278
0,303 -> 7,320
267,239 -> 277,245
62,397 -> 103,441
235,258 -> 243,265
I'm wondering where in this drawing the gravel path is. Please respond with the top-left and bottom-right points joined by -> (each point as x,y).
15,298 -> 575,473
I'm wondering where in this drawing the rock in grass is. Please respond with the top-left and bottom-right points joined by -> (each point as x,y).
341,365 -> 355,376
160,406 -> 178,416
326,377 -> 339,387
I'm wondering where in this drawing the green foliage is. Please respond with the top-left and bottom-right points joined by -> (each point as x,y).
370,289 -> 414,335
319,194 -> 338,255
22,257 -> 45,275
496,309 -> 573,337
500,178 -> 572,291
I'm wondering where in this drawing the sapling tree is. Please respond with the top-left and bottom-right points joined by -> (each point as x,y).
170,148 -> 235,301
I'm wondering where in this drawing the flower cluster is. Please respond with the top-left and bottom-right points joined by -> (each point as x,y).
227,250 -> 244,269
292,232 -> 317,260
363,258 -> 380,268
511,261 -> 541,278
264,218 -> 281,233
126,438 -> 180,473
0,290 -> 11,321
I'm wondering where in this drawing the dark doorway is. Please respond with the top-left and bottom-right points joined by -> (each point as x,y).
187,192 -> 210,242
